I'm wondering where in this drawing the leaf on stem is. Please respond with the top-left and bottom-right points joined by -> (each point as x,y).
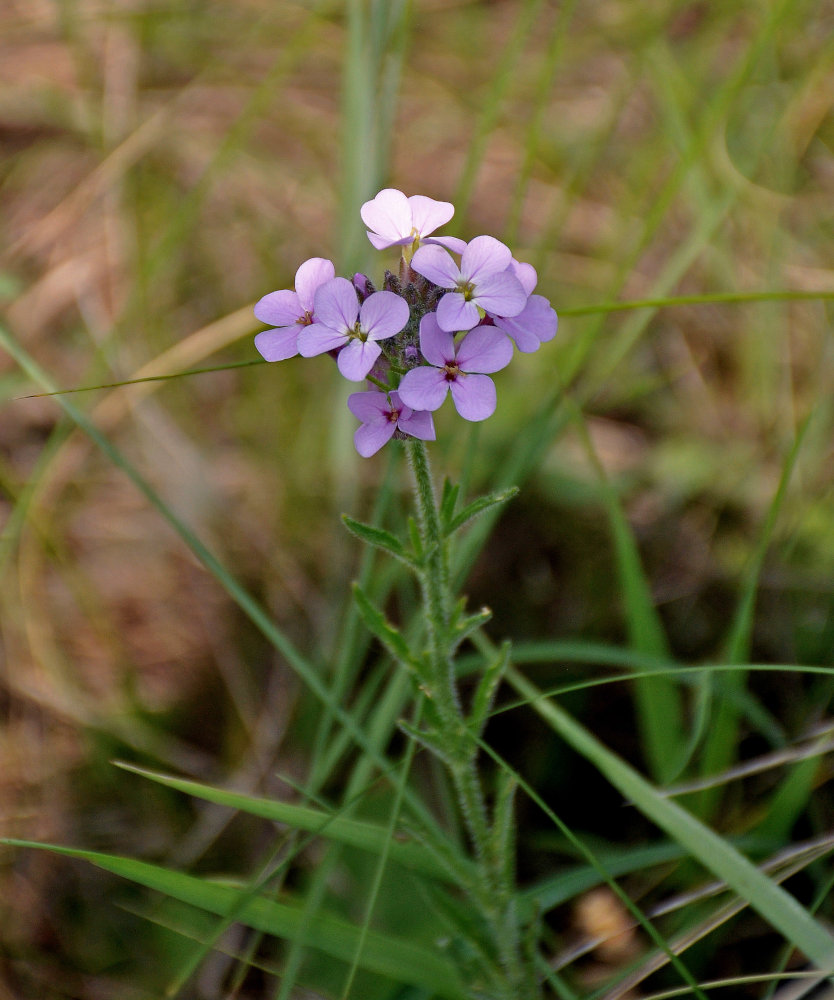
445,487 -> 520,537
352,582 -> 417,670
468,640 -> 511,738
400,719 -> 464,769
489,770 -> 518,895
342,514 -> 415,567
396,819 -> 483,899
451,605 -> 493,654
407,515 -> 424,562
440,478 -> 461,524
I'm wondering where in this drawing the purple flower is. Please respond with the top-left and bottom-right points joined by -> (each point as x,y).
297,278 -> 410,381
495,296 -> 558,352
348,390 -> 436,457
253,257 -> 335,361
411,236 -> 527,332
360,188 -> 465,253
398,313 -> 513,422
491,260 -> 558,353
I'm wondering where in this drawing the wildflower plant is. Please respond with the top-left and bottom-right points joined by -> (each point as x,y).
253,189 -> 558,998
255,188 -> 558,450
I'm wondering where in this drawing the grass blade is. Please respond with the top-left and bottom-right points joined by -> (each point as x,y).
506,667 -> 834,971
0,840 -> 467,999
114,762 -> 464,882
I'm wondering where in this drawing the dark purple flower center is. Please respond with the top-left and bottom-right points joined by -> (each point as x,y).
443,363 -> 461,382
387,408 -> 400,424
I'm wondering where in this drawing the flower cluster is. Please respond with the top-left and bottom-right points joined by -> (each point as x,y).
254,188 -> 558,457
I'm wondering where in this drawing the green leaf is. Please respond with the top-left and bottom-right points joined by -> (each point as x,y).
114,763 -> 451,881
342,514 -> 414,567
407,515 -> 424,562
352,582 -> 416,670
0,841 -> 467,999
399,718 -> 471,772
440,478 -> 460,525
468,640 -> 510,738
489,770 -> 517,892
451,605 -> 493,653
506,667 -> 834,972
445,487 -> 519,536
519,840 -> 690,919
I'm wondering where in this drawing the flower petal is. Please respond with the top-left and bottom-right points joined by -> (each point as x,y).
494,317 -> 539,353
449,373 -> 497,421
423,235 -> 467,254
360,290 -> 410,341
455,327 -> 514,374
398,406 -> 436,442
294,257 -> 336,312
436,292 -> 481,332
297,323 -> 347,357
355,419 -> 396,457
367,231 -> 412,251
473,270 -> 527,318
254,289 -> 302,327
313,277 -> 359,333
254,326 -> 301,361
460,235 -> 513,282
348,390 -> 391,423
531,296 -> 559,343
496,295 -> 558,351
360,188 -> 412,244
418,312 -> 455,367
411,244 -> 460,288
408,195 -> 453,237
508,259 -> 537,296
337,339 -> 381,381
398,365 -> 450,412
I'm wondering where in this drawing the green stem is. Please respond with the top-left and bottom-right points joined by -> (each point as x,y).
405,440 -> 454,701
405,440 -> 536,999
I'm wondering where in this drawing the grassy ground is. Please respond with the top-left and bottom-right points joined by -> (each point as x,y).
2,0 -> 834,997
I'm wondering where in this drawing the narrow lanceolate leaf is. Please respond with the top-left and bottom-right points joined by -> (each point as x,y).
489,769 -> 518,893
445,486 -> 519,536
468,640 -> 510,738
0,842 -> 467,999
440,478 -> 460,525
399,720 -> 461,769
113,763 -> 451,881
451,605 -> 493,653
506,668 -> 834,972
352,582 -> 415,669
342,514 -> 414,567
407,515 -> 424,562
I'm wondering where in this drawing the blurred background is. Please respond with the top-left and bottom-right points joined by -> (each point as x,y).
2,0 -> 834,997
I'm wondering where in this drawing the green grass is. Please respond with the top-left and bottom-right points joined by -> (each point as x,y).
2,0 -> 834,997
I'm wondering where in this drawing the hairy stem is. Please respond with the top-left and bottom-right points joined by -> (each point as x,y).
405,439 -> 536,999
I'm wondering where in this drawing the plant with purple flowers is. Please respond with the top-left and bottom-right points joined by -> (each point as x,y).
254,190 -> 558,999
254,188 -> 557,457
